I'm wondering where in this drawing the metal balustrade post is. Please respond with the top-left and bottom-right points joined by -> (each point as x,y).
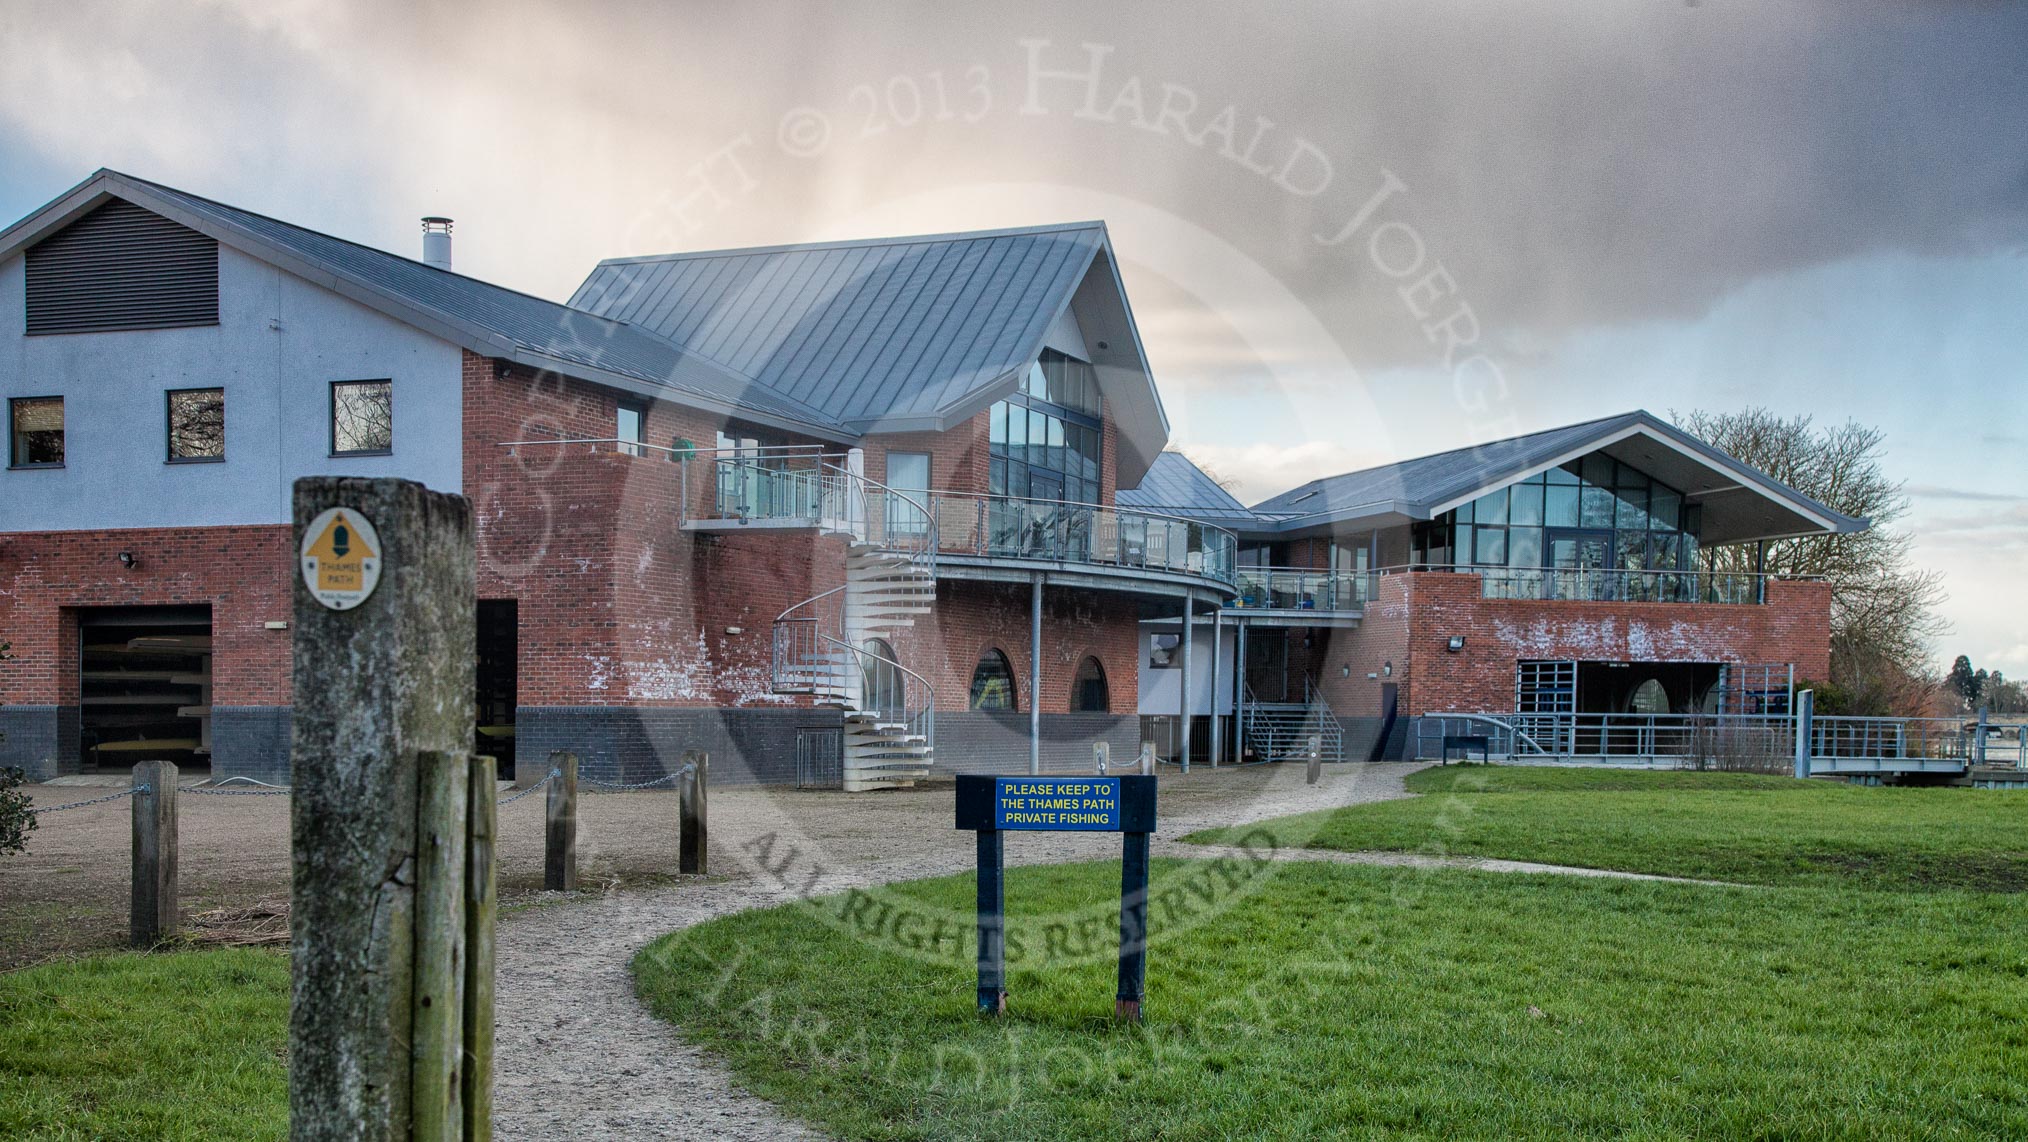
1179,588 -> 1194,774
1793,689 -> 1815,779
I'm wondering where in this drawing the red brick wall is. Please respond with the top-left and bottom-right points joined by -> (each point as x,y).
889,580 -> 1140,715
462,352 -> 849,708
1306,571 -> 1832,717
0,525 -> 294,706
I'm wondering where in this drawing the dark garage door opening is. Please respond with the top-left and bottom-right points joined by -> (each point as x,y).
78,605 -> 212,775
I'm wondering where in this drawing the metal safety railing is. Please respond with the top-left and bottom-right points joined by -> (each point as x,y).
1475,566 -> 1772,605
926,491 -> 1237,585
1229,567 -> 1369,611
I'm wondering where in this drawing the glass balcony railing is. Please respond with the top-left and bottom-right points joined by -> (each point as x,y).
1229,567 -> 1370,611
1475,566 -> 1768,604
687,460 -> 1239,587
928,493 -> 1237,586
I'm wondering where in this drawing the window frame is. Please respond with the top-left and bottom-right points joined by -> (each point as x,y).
8,395 -> 66,469
1070,655 -> 1110,713
164,386 -> 226,464
616,401 -> 647,458
329,379 -> 394,457
968,647 -> 1019,711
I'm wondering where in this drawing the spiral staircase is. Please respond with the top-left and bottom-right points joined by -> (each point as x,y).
771,457 -> 939,791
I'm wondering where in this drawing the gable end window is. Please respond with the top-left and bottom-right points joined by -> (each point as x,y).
9,397 -> 65,468
166,388 -> 225,462
26,201 -> 220,336
331,380 -> 393,456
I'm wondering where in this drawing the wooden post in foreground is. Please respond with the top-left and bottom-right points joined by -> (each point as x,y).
679,750 -> 707,875
131,759 -> 178,947
546,751 -> 578,892
289,476 -> 479,1141
463,756 -> 497,1141
1094,741 -> 1109,776
1306,734 -> 1323,786
1138,740 -> 1156,776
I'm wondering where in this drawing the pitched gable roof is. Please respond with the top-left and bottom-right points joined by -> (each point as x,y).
0,170 -> 847,438
569,223 -> 1172,482
1251,410 -> 1868,544
1116,451 -> 1258,527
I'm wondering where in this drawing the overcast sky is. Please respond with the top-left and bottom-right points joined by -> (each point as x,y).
3,0 -> 2024,671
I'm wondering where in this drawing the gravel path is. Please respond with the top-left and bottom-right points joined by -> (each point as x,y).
491,762 -> 1429,1139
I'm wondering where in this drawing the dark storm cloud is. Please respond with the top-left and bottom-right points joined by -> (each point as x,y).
4,0 -> 2023,373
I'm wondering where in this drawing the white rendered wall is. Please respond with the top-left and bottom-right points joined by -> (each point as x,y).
0,244 -> 463,531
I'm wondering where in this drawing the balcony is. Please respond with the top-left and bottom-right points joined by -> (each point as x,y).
1474,566 -> 1773,604
1228,567 -> 1369,613
696,457 -> 1237,589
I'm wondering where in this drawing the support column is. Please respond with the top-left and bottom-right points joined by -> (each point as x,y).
1208,607 -> 1223,767
1030,572 -> 1043,776
1235,617 -> 1248,762
1179,590 -> 1193,774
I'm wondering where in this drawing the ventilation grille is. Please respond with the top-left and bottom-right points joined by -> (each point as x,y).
26,200 -> 219,335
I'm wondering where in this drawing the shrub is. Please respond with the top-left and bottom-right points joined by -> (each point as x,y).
0,766 -> 34,856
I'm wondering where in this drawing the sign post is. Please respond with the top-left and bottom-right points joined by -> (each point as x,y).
289,477 -> 487,1141
955,774 -> 1158,1022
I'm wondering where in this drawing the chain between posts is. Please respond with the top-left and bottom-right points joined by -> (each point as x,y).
580,763 -> 693,793
497,769 -> 560,805
29,785 -> 147,814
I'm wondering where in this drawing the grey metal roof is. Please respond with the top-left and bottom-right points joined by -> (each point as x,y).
1116,451 -> 1260,526
0,170 -> 846,437
569,224 -> 1110,429
1249,410 -> 1868,544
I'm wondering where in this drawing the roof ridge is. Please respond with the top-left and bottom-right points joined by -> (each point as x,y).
593,220 -> 1109,268
103,169 -> 639,336
1250,411 -> 1646,508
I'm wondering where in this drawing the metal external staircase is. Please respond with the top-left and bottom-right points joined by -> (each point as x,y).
1241,677 -> 1345,764
772,457 -> 939,791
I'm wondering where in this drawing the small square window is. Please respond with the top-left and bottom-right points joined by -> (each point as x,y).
331,380 -> 393,455
166,388 -> 225,461
617,403 -> 645,457
9,396 -> 64,467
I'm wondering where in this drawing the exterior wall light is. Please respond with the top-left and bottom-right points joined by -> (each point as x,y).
1383,661 -> 1394,677
118,551 -> 138,570
1446,636 -> 1466,652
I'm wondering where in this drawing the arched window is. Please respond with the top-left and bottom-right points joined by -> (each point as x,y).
1629,677 -> 1670,714
1070,656 -> 1109,713
969,648 -> 1017,710
862,638 -> 902,715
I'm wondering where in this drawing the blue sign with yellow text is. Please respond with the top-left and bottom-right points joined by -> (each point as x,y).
993,777 -> 1121,831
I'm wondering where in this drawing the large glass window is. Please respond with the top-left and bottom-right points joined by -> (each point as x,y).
1412,454 -> 1699,576
969,648 -> 1017,710
166,388 -> 224,462
988,349 -> 1103,506
9,396 -> 64,467
331,380 -> 393,455
886,451 -> 930,535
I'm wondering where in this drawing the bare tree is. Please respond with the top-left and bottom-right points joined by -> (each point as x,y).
1675,408 -> 1947,715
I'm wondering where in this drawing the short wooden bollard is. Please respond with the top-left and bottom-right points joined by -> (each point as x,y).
546,751 -> 578,892
130,759 -> 178,947
679,750 -> 707,875
1094,741 -> 1110,775
1138,740 -> 1156,776
1306,734 -> 1322,785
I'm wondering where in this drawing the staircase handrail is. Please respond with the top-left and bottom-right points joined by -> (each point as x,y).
817,462 -> 939,574
811,632 -> 936,742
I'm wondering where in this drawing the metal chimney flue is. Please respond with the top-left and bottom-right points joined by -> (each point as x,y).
421,216 -> 453,269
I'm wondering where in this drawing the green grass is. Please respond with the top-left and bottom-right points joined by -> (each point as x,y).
634,859 -> 2028,1140
0,949 -> 290,1140
1182,767 -> 2028,891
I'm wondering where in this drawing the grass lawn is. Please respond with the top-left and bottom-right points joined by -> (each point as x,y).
633,859 -> 2028,1140
0,948 -> 290,1140
1182,767 -> 2028,891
